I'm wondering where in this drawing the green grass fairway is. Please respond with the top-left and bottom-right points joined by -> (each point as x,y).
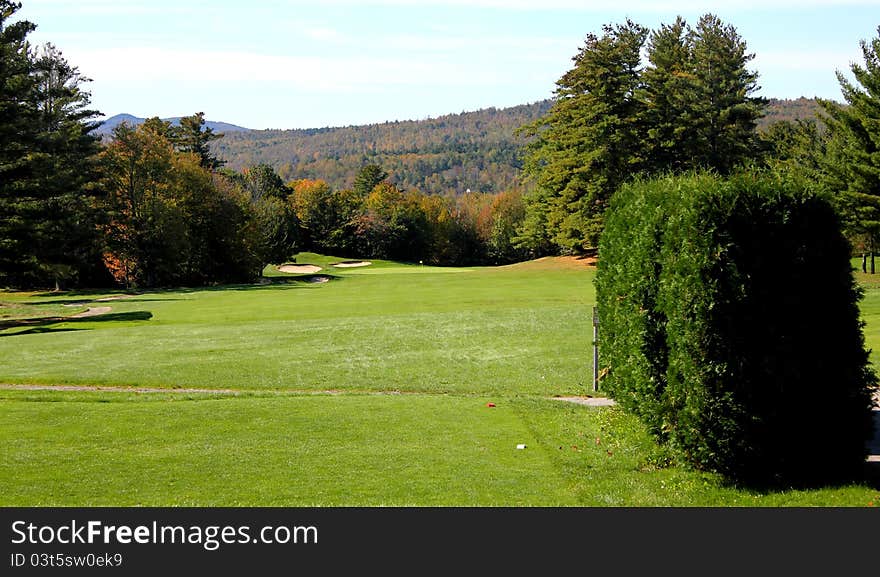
1,254 -> 878,506
0,254 -> 593,395
1,391 -> 872,506
854,269 -> 880,369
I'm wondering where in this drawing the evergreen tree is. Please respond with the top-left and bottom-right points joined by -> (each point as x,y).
639,17 -> 697,174
29,43 -> 104,288
519,14 -> 765,254
820,26 -> 880,272
0,0 -> 37,285
142,116 -> 174,139
172,112 -> 224,170
0,7 -> 105,288
687,14 -> 765,174
353,164 -> 388,198
520,20 -> 648,252
762,118 -> 826,176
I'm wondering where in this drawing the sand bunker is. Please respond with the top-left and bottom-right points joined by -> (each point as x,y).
277,264 -> 322,274
70,306 -> 112,318
331,261 -> 372,268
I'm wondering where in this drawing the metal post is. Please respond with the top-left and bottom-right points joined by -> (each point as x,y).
592,306 -> 599,392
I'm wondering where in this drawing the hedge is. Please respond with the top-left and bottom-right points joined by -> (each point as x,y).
595,172 -> 877,486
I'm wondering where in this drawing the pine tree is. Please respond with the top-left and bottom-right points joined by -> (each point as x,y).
520,19 -> 648,252
639,17 -> 697,174
518,14 -> 765,254
0,0 -> 37,285
353,164 -> 388,198
29,43 -> 104,288
820,26 -> 880,272
172,112 -> 224,170
687,14 -> 765,174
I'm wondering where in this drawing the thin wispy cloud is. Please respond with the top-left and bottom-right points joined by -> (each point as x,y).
23,0 -> 203,15
19,0 -> 877,126
68,46 -> 513,92
283,0 -> 879,10
25,0 -> 880,14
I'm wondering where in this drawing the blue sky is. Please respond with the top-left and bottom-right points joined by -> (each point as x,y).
16,0 -> 880,129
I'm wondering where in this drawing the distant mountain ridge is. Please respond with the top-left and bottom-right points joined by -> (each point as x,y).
95,113 -> 251,135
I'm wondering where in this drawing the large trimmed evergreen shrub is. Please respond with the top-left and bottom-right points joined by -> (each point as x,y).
596,172 -> 877,485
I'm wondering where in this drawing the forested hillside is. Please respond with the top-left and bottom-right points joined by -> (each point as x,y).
208,98 -> 823,196
212,102 -> 552,195
760,97 -> 824,127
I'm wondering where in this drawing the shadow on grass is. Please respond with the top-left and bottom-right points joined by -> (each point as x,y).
172,275 -> 343,294
0,311 -> 153,336
2,327 -> 88,337
866,409 -> 880,490
31,288 -> 136,298
12,275 -> 342,301
23,297 -> 180,306
715,409 -> 880,493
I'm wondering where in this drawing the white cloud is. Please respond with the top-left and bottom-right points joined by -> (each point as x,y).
66,46 -> 511,92
302,27 -> 345,42
22,0 -> 203,15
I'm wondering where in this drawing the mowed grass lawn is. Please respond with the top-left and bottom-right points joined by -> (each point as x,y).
1,254 -> 877,506
0,254 -> 592,395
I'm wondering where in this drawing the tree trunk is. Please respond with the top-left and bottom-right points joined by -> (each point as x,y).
863,253 -> 868,273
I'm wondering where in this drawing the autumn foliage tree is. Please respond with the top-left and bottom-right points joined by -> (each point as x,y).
100,123 -> 188,287
99,123 -> 296,288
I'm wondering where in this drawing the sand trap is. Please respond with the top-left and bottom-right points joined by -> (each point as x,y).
70,306 -> 112,318
277,264 -> 322,274
331,261 -> 372,268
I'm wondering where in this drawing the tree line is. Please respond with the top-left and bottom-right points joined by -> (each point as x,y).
4,0 -> 876,290
517,15 -> 767,254
0,1 -> 293,289
0,1 -> 533,290
517,14 -> 880,265
283,166 -> 528,266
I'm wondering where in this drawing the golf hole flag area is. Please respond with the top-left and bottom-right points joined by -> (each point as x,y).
0,253 -> 878,506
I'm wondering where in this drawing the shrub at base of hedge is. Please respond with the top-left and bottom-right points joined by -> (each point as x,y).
595,172 -> 878,486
